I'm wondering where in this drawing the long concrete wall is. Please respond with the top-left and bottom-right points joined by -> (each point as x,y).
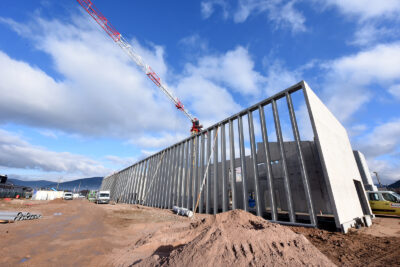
101,81 -> 372,232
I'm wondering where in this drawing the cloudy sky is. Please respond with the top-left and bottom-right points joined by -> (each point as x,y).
0,0 -> 399,184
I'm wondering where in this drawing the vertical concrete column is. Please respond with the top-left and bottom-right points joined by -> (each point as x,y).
221,123 -> 228,212
139,160 -> 149,204
164,149 -> 174,208
192,135 -> 199,212
151,155 -> 161,206
272,99 -> 295,223
133,162 -> 143,204
152,154 -> 162,207
137,162 -> 146,204
238,115 -> 249,212
286,92 -> 317,225
199,134 -> 205,213
124,169 -> 132,203
187,139 -> 194,210
229,120 -> 237,210
115,171 -> 124,202
248,110 -> 263,217
165,148 -> 174,208
178,143 -> 185,207
156,151 -> 166,207
131,165 -> 140,204
259,104 -> 277,220
170,146 -> 179,208
206,129 -> 212,214
165,147 -> 175,208
173,145 -> 181,206
124,167 -> 134,203
110,174 -> 118,202
120,169 -> 129,203
144,156 -> 155,206
114,173 -> 123,203
159,149 -> 169,208
183,141 -> 189,208
142,160 -> 150,205
149,154 -> 159,207
213,127 -> 219,214
174,145 -> 182,207
113,173 -> 121,202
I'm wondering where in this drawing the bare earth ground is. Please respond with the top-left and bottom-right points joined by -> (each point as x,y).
0,199 -> 399,267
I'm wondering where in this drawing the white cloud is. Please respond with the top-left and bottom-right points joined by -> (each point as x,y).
0,14 -> 270,150
183,46 -> 264,96
389,84 -> 400,99
262,60 -> 302,96
0,129 -> 109,176
356,119 -> 400,158
319,42 -> 400,122
348,124 -> 367,137
129,132 -> 187,149
352,118 -> 400,184
319,0 -> 400,20
201,0 -> 229,19
105,155 -> 136,168
201,0 -> 306,33
0,15 -> 191,138
175,76 -> 242,127
234,0 -> 306,33
350,23 -> 397,47
365,159 -> 400,185
38,130 -> 58,139
313,0 -> 400,47
179,34 -> 209,52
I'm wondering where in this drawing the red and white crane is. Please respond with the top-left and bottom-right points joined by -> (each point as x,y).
76,0 -> 202,134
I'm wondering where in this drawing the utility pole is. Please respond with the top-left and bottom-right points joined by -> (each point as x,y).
56,177 -> 62,191
373,172 -> 383,188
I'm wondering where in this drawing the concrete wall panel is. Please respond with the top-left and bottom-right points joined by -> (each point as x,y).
303,82 -> 367,231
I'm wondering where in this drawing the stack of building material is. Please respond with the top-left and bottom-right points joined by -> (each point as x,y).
172,206 -> 193,217
0,211 -> 41,223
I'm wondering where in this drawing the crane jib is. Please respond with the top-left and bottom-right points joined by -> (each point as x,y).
77,0 -> 121,42
76,0 -> 203,134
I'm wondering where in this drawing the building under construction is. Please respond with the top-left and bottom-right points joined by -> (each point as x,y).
100,81 -> 373,233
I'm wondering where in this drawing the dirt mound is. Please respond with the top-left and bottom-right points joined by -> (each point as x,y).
291,225 -> 400,266
138,210 -> 335,267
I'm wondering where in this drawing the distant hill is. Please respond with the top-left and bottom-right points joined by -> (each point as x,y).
388,180 -> 400,189
7,179 -> 53,188
8,177 -> 103,191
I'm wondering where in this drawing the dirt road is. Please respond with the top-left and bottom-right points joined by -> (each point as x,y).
1,199 -> 399,266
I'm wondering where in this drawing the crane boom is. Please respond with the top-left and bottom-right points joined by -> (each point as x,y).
76,0 -> 202,133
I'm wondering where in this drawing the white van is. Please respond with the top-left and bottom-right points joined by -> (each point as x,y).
96,191 -> 110,204
63,192 -> 73,200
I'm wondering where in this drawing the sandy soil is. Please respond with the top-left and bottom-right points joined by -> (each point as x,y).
0,199 -> 399,266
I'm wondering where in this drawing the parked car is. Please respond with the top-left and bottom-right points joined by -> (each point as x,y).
367,191 -> 400,216
95,191 -> 110,204
63,192 -> 73,200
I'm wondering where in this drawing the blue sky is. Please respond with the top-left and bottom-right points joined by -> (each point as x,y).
0,0 -> 399,184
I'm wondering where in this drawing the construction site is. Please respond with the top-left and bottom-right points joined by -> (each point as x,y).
1,0 -> 400,266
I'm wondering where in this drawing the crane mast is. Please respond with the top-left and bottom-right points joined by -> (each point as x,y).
77,0 -> 202,134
